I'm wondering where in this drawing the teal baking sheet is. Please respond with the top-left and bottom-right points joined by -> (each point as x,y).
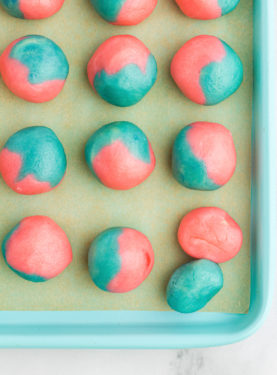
0,0 -> 252,313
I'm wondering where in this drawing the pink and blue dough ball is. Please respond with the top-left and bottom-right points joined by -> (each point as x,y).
172,122 -> 236,190
174,0 -> 240,20
171,35 -> 243,105
85,121 -> 156,190
87,35 -> 157,107
0,0 -> 64,19
167,259 -> 223,313
2,216 -> 72,282
0,35 -> 69,103
0,126 -> 67,195
88,227 -> 154,293
90,0 -> 157,26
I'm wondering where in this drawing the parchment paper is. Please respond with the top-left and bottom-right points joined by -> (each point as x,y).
0,0 -> 252,312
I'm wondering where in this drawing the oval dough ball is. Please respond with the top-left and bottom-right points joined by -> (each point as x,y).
167,259 -> 223,313
90,0 -> 157,25
178,207 -> 243,263
85,121 -> 155,190
172,122 -> 236,190
171,35 -> 243,105
0,0 -> 64,19
0,35 -> 69,103
87,35 -> 157,107
0,126 -> 67,195
88,227 -> 154,293
174,0 -> 240,20
2,216 -> 72,282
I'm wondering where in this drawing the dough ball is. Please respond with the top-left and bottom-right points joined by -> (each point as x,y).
88,227 -> 154,293
167,259 -> 223,313
178,207 -> 243,263
172,122 -> 236,190
171,35 -> 243,105
0,35 -> 69,103
85,121 -> 155,190
87,35 -> 157,107
0,126 -> 67,195
2,216 -> 72,282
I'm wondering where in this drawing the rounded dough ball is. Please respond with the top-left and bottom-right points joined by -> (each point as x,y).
174,0 -> 240,20
87,35 -> 157,107
85,121 -> 156,190
0,35 -> 69,103
172,122 -> 236,190
2,216 -> 72,282
171,35 -> 243,105
167,259 -> 223,313
90,0 -> 157,25
178,207 -> 243,263
0,126 -> 67,195
0,0 -> 64,19
88,227 -> 154,293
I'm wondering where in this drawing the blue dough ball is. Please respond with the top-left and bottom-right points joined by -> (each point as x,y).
166,259 -> 223,313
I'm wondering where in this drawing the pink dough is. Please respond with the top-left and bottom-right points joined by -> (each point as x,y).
108,228 -> 154,293
175,0 -> 221,20
0,149 -> 51,194
20,0 -> 64,19
1,57 -> 65,103
178,207 -> 243,263
5,216 -> 72,279
114,0 -> 158,25
92,140 -> 155,190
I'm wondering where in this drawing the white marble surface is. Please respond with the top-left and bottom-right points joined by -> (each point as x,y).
0,284 -> 275,374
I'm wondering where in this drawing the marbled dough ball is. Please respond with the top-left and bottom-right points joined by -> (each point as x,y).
171,35 -> 243,105
0,35 -> 69,103
174,0 -> 240,20
0,126 -> 67,195
0,0 -> 64,19
88,227 -> 154,293
167,259 -> 223,313
90,0 -> 157,25
2,216 -> 72,282
85,121 -> 155,190
87,35 -> 157,107
178,207 -> 243,263
172,122 -> 236,190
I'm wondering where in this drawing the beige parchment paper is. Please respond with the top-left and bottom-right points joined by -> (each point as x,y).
0,0 -> 252,312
